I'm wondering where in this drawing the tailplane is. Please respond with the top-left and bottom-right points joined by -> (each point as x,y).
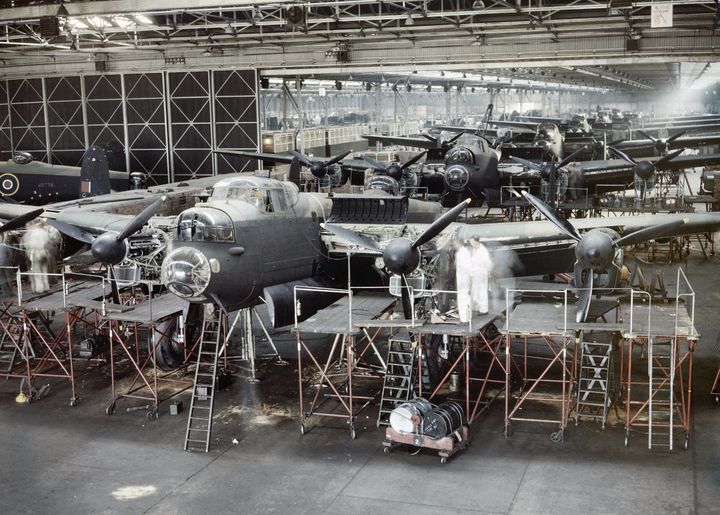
79,145 -> 111,198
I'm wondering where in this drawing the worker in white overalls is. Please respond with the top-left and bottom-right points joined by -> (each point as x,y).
456,237 -> 491,323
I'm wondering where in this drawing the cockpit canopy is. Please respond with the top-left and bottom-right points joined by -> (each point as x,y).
211,177 -> 299,212
178,208 -> 234,243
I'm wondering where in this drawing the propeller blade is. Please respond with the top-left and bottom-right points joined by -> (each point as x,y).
400,274 -> 414,320
322,223 -> 383,253
324,150 -> 351,167
521,191 -> 582,242
447,132 -> 464,145
575,267 -> 593,324
420,133 -> 438,143
666,130 -> 687,143
288,157 -> 302,187
400,151 -> 427,171
509,156 -> 543,172
48,220 -> 96,245
637,129 -> 657,143
116,198 -> 162,241
615,218 -> 689,247
654,148 -> 685,168
608,146 -> 638,166
361,155 -> 388,172
412,198 -> 470,249
558,145 -> 589,169
290,149 -> 313,167
0,208 -> 45,233
608,139 -> 625,146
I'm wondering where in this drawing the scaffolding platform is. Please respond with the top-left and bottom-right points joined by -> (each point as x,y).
104,292 -> 193,420
294,291 -> 397,439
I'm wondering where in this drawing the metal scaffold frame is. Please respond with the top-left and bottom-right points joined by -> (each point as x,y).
0,269 -> 101,404
414,312 -> 505,425
104,288 -> 196,420
621,268 -> 697,450
501,289 -> 578,442
294,287 -> 394,440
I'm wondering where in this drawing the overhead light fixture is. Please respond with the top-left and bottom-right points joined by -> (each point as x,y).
224,22 -> 236,35
472,0 -> 486,8
69,37 -> 78,51
253,8 -> 263,23
405,13 -> 415,26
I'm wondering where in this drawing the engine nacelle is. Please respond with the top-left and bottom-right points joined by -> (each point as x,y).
263,277 -> 342,328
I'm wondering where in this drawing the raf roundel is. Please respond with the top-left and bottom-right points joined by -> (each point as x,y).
0,173 -> 19,197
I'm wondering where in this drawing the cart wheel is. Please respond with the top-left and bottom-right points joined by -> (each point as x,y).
383,446 -> 391,455
300,424 -> 305,436
624,434 -> 629,447
440,457 -> 447,464
715,395 -> 719,404
350,428 -> 356,440
69,398 -> 78,407
550,431 -> 563,443
684,434 -> 689,450
502,426 -> 512,438
146,408 -> 159,421
106,402 -> 116,415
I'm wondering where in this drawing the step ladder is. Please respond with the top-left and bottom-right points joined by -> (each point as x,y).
0,310 -> 25,374
377,337 -> 417,427
648,337 -> 675,450
184,307 -> 223,452
575,340 -> 613,428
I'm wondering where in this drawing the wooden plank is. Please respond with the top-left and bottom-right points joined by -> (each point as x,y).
103,294 -> 185,324
293,293 -> 396,335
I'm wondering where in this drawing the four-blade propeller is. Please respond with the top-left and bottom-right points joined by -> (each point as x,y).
637,129 -> 687,155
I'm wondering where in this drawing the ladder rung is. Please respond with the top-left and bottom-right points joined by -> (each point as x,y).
190,405 -> 211,410
185,438 -> 209,443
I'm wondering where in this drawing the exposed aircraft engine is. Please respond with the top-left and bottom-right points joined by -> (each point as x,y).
161,246 -> 212,299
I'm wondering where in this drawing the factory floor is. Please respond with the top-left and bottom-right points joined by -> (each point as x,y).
1,254 -> 720,515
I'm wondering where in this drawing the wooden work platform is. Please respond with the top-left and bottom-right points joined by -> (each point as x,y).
359,312 -> 500,336
103,294 -> 186,324
502,296 -> 697,338
11,281 -> 108,312
293,292 -> 396,335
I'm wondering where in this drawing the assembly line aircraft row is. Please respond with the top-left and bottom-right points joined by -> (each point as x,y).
0,168 -> 719,342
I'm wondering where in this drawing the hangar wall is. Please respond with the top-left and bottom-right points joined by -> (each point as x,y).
0,69 -> 260,184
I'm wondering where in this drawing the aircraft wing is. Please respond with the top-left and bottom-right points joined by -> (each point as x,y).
363,134 -> 437,149
323,212 -> 720,268
669,135 -> 720,149
214,150 -> 294,164
648,152 -> 720,170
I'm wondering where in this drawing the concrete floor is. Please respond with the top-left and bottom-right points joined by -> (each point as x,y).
1,255 -> 720,514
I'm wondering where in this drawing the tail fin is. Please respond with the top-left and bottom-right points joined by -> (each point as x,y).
79,145 -> 111,198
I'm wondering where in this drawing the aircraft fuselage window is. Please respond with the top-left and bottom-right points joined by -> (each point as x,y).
177,208 -> 234,243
